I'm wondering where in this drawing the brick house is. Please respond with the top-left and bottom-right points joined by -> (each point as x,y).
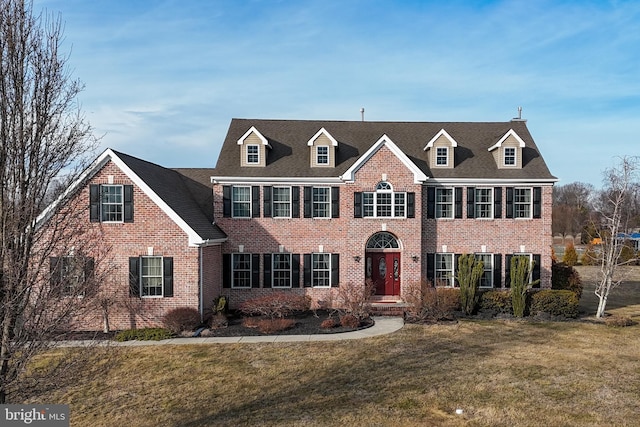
42,117 -> 556,330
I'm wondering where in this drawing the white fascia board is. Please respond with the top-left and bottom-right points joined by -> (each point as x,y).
211,176 -> 344,185
307,127 -> 338,146
488,129 -> 526,151
237,126 -> 271,148
424,128 -> 458,150
426,177 -> 558,186
341,134 -> 428,184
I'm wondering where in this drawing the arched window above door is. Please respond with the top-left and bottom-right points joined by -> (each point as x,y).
366,232 -> 400,249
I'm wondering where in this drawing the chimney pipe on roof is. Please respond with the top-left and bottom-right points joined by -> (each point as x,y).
518,106 -> 522,119
360,107 -> 365,122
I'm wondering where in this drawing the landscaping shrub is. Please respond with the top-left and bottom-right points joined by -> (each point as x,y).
336,279 -> 375,321
604,315 -> 636,327
114,328 -> 173,342
562,242 -> 578,266
456,254 -> 483,315
529,290 -> 579,318
239,292 -> 310,319
478,290 -> 512,315
552,262 -> 583,299
581,245 -> 600,266
320,318 -> 338,329
339,314 -> 360,329
242,317 -> 296,334
404,280 -> 460,322
162,307 -> 201,334
510,255 -> 538,317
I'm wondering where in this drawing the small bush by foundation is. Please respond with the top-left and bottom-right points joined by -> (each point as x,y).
605,315 -> 636,327
529,290 -> 579,318
114,328 -> 173,342
479,290 -> 512,315
163,307 -> 201,334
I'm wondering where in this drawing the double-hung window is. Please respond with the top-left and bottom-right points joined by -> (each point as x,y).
475,253 -> 493,288
141,256 -> 163,297
436,188 -> 454,218
232,253 -> 252,288
312,253 -> 331,287
514,188 -> 532,218
129,256 -> 173,298
272,253 -> 292,288
475,188 -> 493,218
316,146 -> 329,165
436,147 -> 448,166
313,187 -> 331,218
504,147 -> 516,166
272,187 -> 291,218
435,253 -> 455,287
101,185 -> 123,222
232,186 -> 252,218
362,182 -> 407,218
50,256 -> 94,297
246,144 -> 259,164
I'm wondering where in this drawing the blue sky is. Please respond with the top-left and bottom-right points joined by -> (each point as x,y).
34,0 -> 640,188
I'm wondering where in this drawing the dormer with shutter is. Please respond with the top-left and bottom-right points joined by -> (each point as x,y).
488,129 -> 526,169
424,129 -> 458,169
238,126 -> 271,167
307,127 -> 338,168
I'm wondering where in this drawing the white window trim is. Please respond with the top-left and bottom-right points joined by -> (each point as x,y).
312,187 -> 331,219
436,146 -> 448,166
246,144 -> 260,164
435,253 -> 455,288
272,253 -> 293,288
503,147 -> 516,166
101,184 -> 124,223
232,185 -> 252,218
475,253 -> 494,288
231,253 -> 252,289
363,183 -> 407,218
475,187 -> 494,219
316,146 -> 329,165
141,256 -> 164,298
514,187 -> 533,219
272,186 -> 292,218
312,253 -> 332,288
436,187 -> 454,219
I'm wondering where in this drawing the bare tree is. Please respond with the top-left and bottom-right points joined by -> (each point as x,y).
552,182 -> 594,239
0,0 -> 98,403
592,156 -> 640,318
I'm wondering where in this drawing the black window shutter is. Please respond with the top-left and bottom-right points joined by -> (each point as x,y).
263,254 -> 272,288
251,253 -> 260,288
222,254 -> 231,288
89,185 -> 100,222
303,254 -> 311,287
533,187 -> 542,218
504,254 -> 513,288
163,257 -> 173,297
494,187 -> 502,219
129,257 -> 140,297
407,192 -> 415,218
331,187 -> 340,218
455,187 -> 463,218
263,186 -> 272,218
331,254 -> 340,288
426,253 -> 435,285
467,187 -> 475,218
124,185 -> 134,222
292,254 -> 300,288
303,187 -> 312,218
84,257 -> 96,297
222,186 -> 231,217
426,187 -> 435,218
251,186 -> 260,218
532,254 -> 541,287
506,187 -> 514,218
354,192 -> 363,218
50,257 -> 62,296
454,254 -> 461,287
292,186 -> 300,218
493,254 -> 502,288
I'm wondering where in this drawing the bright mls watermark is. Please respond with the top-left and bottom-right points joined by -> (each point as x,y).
1,405 -> 69,426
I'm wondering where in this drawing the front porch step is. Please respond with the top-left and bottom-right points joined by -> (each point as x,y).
369,301 -> 408,317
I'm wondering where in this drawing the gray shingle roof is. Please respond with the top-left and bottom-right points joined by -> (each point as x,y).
113,151 -> 226,241
213,119 -> 556,181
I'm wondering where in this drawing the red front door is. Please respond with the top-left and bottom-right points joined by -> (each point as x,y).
367,252 -> 400,296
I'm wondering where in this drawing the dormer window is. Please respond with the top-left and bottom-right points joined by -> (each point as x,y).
246,144 -> 259,164
436,147 -> 448,166
504,147 -> 516,166
316,146 -> 329,165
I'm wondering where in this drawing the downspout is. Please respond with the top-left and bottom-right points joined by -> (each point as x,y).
199,245 -> 204,323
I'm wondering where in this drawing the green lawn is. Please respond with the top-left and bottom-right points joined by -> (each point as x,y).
23,268 -> 640,427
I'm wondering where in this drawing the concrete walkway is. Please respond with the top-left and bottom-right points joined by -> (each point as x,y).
56,316 -> 404,347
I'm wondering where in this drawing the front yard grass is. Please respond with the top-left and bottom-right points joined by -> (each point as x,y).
24,270 -> 640,427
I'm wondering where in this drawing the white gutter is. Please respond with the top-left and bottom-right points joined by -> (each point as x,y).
211,176 -> 344,185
